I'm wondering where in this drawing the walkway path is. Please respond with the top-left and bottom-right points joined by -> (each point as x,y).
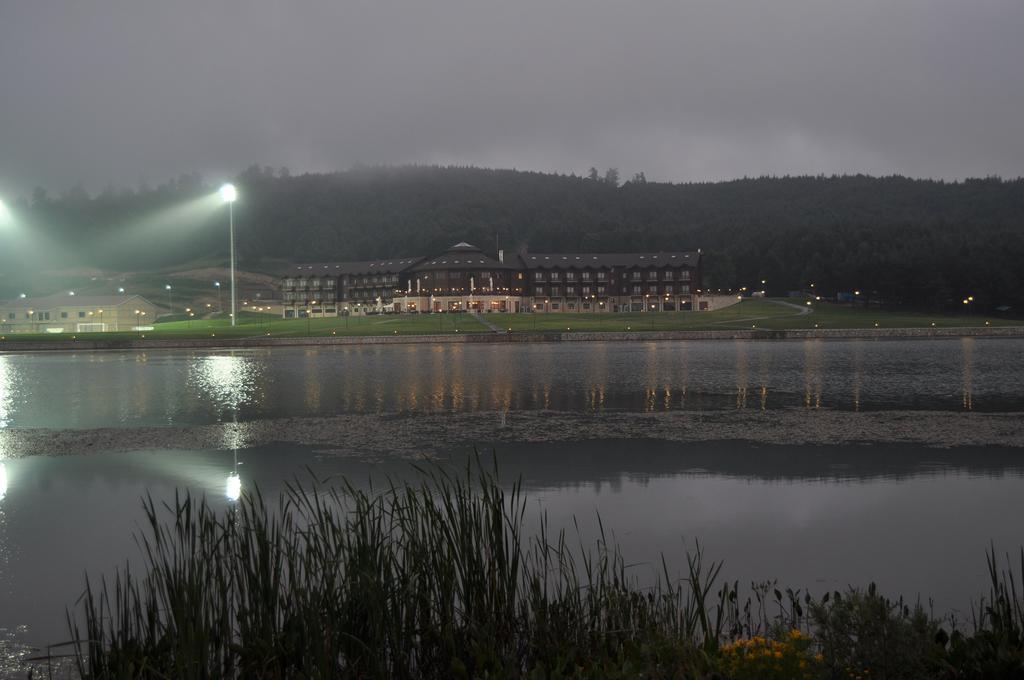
766,298 -> 813,316
474,313 -> 506,333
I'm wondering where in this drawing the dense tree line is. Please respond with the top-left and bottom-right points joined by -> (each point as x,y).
5,165 -> 1024,311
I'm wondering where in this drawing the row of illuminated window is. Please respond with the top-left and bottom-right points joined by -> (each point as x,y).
282,278 -> 338,289
532,284 -> 690,296
532,269 -> 691,282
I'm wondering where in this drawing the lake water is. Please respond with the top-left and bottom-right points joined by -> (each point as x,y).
0,338 -> 1021,430
1,338 -> 1023,669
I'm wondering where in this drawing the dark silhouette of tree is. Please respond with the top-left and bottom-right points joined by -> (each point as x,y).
4,167 -> 1024,312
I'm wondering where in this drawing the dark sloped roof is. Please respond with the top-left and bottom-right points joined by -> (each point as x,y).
1,294 -> 154,310
409,252 -> 514,272
407,242 -> 518,272
285,257 -> 426,276
519,251 -> 700,269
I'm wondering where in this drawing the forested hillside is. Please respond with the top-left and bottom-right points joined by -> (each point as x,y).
5,166 -> 1024,310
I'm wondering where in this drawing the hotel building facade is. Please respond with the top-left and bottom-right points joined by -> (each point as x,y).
278,242 -> 706,317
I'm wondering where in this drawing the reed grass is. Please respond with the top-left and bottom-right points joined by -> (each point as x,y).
64,456 -> 1024,679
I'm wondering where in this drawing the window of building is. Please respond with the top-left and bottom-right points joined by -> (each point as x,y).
649,286 -> 658,294
285,278 -> 295,287
551,303 -> 560,310
680,284 -> 690,293
665,285 -> 673,294
326,279 -> 336,288
6,313 -> 13,320
551,287 -> 561,297
582,272 -> 591,281
597,286 -> 606,294
79,311 -> 87,318
566,286 -> 576,296
567,303 -> 576,311
534,271 -> 544,281
61,312 -> 68,319
647,271 -> 658,280
42,312 -> 50,320
664,271 -> 674,280
534,286 -> 544,296
582,286 -> 591,295
597,271 -> 607,280
550,272 -> 560,281
680,270 -> 691,281
631,271 -> 641,281
565,272 -> 576,281
632,285 -> 642,294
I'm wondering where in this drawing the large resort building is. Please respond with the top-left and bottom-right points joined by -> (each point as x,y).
279,242 -> 707,317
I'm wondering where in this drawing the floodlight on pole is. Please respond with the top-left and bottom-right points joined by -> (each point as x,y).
219,184 -> 238,327
0,199 -> 11,227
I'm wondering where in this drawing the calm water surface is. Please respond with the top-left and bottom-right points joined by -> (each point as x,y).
0,338 -> 1023,663
0,337 -> 1020,429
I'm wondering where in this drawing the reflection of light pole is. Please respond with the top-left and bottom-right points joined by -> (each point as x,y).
219,184 -> 238,327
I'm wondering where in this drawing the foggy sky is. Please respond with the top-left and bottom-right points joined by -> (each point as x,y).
2,0 -> 1023,197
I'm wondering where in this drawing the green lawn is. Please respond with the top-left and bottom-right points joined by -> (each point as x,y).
491,298 -> 1021,332
1,300 -> 1020,344
0,311 -> 490,342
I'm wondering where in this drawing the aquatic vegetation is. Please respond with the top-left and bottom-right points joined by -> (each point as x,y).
62,457 -> 1024,679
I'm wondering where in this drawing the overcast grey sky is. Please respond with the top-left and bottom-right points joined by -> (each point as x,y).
2,0 -> 1023,196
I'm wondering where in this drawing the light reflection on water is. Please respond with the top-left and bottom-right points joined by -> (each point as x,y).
0,337 -> 1018,428
0,441 -> 1023,655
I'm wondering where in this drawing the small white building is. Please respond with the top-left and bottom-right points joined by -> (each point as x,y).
0,294 -> 160,333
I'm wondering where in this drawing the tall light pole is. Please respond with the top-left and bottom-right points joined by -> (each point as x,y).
165,284 -> 172,314
214,281 -> 222,314
219,184 -> 239,326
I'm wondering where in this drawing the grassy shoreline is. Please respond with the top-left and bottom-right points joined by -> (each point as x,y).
49,458 -> 1024,679
2,300 -> 1022,351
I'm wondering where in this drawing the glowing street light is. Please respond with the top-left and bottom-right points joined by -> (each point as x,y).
219,184 -> 239,327
165,284 -> 173,313
117,287 -> 125,294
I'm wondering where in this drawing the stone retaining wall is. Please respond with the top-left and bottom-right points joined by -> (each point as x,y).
1,326 -> 1023,353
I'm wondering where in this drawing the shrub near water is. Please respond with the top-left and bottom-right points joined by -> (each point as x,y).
717,630 -> 821,679
64,457 -> 1024,679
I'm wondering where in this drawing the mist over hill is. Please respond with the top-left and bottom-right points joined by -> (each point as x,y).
4,165 -> 1024,310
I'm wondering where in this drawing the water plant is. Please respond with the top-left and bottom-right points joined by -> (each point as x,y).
59,456 -> 1024,679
